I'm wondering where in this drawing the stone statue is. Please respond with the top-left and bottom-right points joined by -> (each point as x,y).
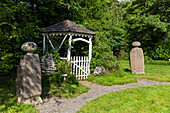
40,54 -> 57,75
16,42 -> 42,105
130,41 -> 145,74
93,67 -> 105,76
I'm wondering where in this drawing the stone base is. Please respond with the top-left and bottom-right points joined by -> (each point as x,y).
17,96 -> 43,105
132,72 -> 145,74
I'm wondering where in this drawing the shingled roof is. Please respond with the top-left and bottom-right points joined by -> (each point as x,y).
40,19 -> 95,35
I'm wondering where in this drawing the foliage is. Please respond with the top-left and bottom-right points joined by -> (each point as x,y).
48,49 -> 72,86
102,1 -> 127,56
90,34 -> 117,72
42,73 -> 90,99
77,85 -> 170,113
0,0 -> 41,72
1,0 -> 170,73
150,41 -> 170,60
25,0 -> 80,27
42,50 -> 89,98
124,0 -> 170,59
51,51 -> 76,84
75,0 -> 127,56
77,0 -> 123,71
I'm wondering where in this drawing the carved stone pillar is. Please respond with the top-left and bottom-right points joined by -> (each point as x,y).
130,41 -> 145,74
16,42 -> 42,105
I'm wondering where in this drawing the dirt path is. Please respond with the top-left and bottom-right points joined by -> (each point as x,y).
36,80 -> 170,113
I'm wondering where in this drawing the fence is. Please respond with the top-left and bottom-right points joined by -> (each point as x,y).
71,56 -> 90,80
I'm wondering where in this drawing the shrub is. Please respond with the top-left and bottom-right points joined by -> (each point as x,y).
41,49 -> 85,98
150,41 -> 170,60
90,34 -> 117,72
47,49 -> 75,86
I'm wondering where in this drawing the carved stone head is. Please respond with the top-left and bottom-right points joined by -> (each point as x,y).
21,42 -> 37,54
132,41 -> 141,47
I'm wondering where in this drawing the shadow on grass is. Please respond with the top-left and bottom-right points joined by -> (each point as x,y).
123,68 -> 131,72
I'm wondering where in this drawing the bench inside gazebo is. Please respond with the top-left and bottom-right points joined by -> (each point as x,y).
40,20 -> 95,80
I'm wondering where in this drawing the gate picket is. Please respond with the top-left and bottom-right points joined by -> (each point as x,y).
71,56 -> 90,80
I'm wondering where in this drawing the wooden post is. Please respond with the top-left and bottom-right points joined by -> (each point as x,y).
73,56 -> 75,75
76,56 -> 78,77
86,56 -> 88,75
88,56 -> 90,75
89,37 -> 92,61
81,56 -> 83,76
43,35 -> 46,55
79,56 -> 80,76
84,56 -> 85,76
67,35 -> 72,61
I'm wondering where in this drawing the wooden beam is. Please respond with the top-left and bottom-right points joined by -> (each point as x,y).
47,36 -> 55,49
73,38 -> 90,44
59,35 -> 68,50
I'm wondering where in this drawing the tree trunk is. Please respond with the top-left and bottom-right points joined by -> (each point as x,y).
163,31 -> 168,43
162,1 -> 169,42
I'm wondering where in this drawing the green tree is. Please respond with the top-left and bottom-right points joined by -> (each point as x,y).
25,0 -> 80,27
0,0 -> 41,72
73,0 -> 127,56
124,0 -> 169,59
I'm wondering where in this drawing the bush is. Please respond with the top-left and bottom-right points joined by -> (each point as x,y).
43,72 -> 89,98
49,55 -> 76,86
90,34 -> 117,72
150,41 -> 170,60
41,49 -> 89,98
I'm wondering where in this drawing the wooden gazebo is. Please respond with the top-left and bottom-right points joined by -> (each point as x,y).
40,20 -> 95,79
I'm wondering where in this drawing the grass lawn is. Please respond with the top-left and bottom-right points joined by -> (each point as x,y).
77,84 -> 170,113
87,60 -> 170,85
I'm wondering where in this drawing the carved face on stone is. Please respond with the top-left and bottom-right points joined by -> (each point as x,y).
21,42 -> 37,53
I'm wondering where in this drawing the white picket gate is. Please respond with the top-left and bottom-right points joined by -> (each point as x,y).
71,56 -> 90,80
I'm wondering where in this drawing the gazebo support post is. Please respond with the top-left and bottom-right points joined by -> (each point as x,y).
89,37 -> 92,61
43,35 -> 46,55
67,35 -> 72,61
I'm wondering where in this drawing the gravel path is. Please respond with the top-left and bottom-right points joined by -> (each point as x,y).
36,79 -> 170,113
